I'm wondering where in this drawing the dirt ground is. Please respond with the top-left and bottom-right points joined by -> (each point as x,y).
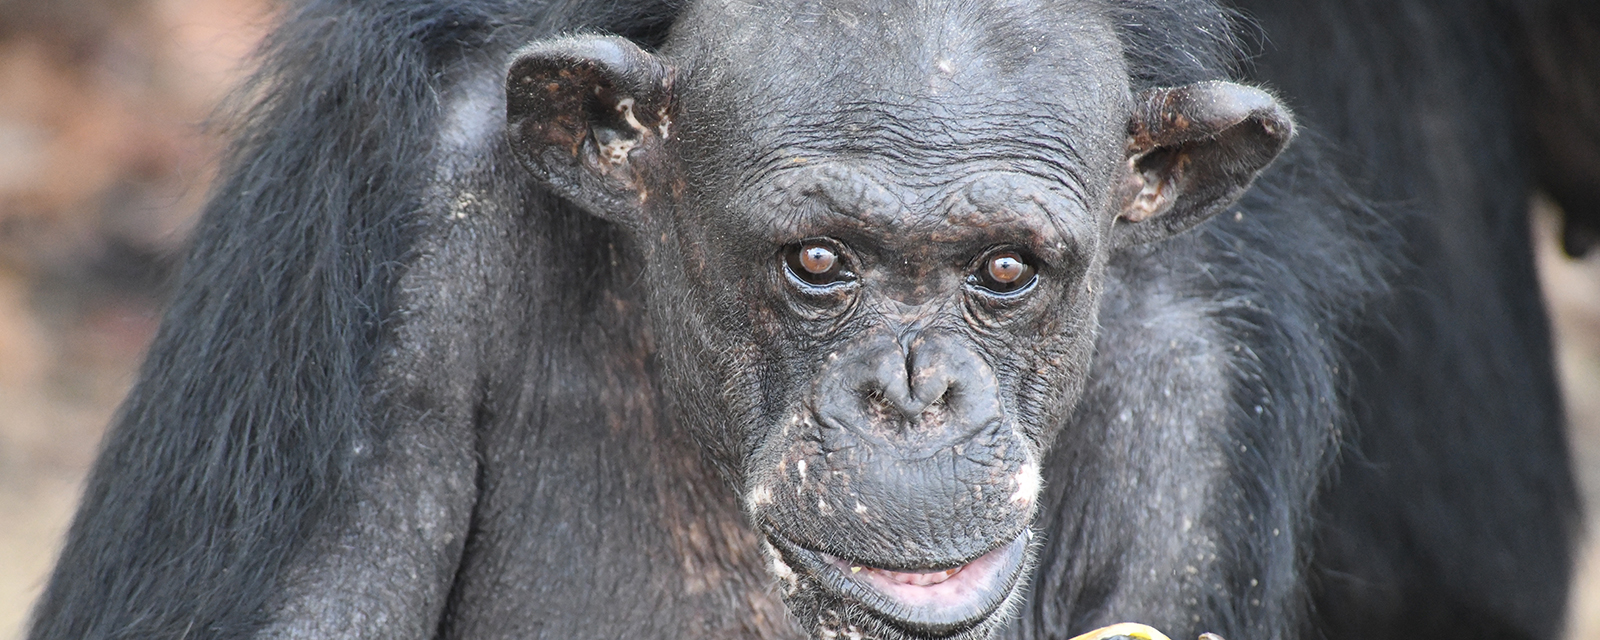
0,3 -> 1596,639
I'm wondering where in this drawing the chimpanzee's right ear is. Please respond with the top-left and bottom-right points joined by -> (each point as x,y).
506,36 -> 677,225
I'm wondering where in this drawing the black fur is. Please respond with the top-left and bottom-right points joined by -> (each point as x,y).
1237,0 -> 1580,636
1508,0 -> 1600,256
27,1 -> 1581,639
27,1 -> 687,637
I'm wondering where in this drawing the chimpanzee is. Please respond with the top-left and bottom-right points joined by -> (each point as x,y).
24,1 -> 1586,640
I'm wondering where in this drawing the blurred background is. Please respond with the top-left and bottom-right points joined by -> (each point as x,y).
0,1 -> 1595,639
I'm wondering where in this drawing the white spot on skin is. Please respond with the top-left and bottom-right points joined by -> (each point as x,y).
762,539 -> 799,594
797,459 -> 807,483
1009,462 -> 1041,505
616,97 -> 646,133
936,57 -> 956,75
770,554 -> 794,580
854,502 -> 867,514
748,484 -> 772,509
597,133 -> 636,166
818,498 -> 832,515
449,191 -> 478,220
597,97 -> 651,167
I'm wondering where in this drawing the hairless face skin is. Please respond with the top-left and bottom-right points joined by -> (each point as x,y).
508,1 -> 1290,637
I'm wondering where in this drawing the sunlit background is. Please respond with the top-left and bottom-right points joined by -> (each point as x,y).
0,1 -> 1595,638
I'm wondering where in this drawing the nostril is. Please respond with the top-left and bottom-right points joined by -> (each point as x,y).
858,381 -> 932,425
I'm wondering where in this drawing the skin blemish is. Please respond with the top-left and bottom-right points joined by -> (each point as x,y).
597,132 -> 636,166
762,539 -> 800,595
617,97 -> 647,133
854,501 -> 867,514
798,459 -> 808,483
936,56 -> 956,75
748,484 -> 773,508
449,191 -> 478,220
596,97 -> 649,167
1010,462 -> 1042,505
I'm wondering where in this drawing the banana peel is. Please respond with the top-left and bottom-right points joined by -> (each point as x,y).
1067,622 -> 1226,640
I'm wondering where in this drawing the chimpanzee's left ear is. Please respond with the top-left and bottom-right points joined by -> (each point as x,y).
1111,81 -> 1294,248
506,36 -> 676,225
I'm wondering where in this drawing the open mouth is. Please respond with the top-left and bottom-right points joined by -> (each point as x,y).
770,532 -> 1031,637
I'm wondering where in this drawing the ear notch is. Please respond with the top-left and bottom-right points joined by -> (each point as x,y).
1112,81 -> 1294,248
507,36 -> 676,223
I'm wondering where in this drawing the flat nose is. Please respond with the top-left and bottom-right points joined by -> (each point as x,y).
814,330 -> 1002,437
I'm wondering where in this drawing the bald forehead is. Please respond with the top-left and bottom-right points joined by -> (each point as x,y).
669,0 -> 1132,184
675,0 -> 1126,103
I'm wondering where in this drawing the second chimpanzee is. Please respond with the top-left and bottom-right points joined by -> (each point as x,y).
26,0 -> 1582,640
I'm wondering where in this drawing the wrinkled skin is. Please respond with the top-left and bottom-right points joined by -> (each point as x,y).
508,1 -> 1290,637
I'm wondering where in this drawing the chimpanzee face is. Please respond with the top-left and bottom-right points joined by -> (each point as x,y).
688,168 -> 1110,639
506,1 -> 1291,637
646,5 -> 1125,637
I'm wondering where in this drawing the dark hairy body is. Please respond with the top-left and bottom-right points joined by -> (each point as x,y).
25,1 -> 1592,639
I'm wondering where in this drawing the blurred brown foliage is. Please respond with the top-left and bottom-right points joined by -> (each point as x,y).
0,0 -> 268,634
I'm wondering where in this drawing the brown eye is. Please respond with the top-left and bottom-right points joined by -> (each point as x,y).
800,245 -> 836,275
784,241 -> 850,287
972,250 -> 1037,295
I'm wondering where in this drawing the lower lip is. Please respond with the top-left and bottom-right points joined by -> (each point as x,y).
777,532 -> 1031,635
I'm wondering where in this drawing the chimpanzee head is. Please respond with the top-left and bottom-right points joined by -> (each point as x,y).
506,1 -> 1291,637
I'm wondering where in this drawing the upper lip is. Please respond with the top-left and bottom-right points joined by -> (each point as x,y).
768,531 -> 1031,637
